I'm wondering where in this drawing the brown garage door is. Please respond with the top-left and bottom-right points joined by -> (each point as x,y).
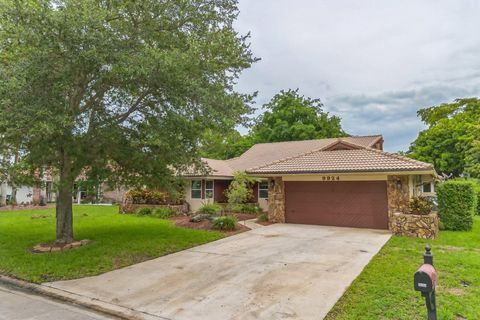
285,181 -> 388,229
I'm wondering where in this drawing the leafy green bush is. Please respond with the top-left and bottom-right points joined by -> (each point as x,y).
198,202 -> 222,215
473,181 -> 480,215
136,207 -> 153,216
409,196 -> 434,215
152,207 -> 177,219
256,213 -> 268,222
224,171 -> 258,205
212,216 -> 237,230
437,180 -> 476,231
227,203 -> 262,214
190,213 -> 216,222
240,204 -> 262,214
126,189 -> 167,205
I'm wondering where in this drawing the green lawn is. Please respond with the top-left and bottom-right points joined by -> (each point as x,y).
326,217 -> 480,319
0,205 -> 223,283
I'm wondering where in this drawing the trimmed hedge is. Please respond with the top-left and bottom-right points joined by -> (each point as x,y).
473,181 -> 480,215
436,180 -> 476,231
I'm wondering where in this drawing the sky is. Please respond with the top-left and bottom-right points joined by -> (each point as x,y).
233,0 -> 480,152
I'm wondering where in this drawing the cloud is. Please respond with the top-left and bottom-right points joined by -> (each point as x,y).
326,83 -> 480,151
233,0 -> 480,151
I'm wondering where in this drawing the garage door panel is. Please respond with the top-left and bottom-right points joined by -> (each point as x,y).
285,181 -> 388,229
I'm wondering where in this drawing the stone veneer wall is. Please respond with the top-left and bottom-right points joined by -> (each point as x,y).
268,177 -> 285,223
387,175 -> 410,229
390,212 -> 439,239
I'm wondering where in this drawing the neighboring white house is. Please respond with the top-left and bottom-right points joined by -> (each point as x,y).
0,178 -> 55,206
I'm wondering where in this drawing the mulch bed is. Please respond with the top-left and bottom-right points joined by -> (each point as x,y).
169,215 -> 250,236
256,220 -> 275,226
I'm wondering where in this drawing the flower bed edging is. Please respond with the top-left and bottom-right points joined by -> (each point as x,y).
391,211 -> 439,239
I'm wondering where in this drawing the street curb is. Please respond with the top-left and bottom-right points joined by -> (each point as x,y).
0,275 -> 163,320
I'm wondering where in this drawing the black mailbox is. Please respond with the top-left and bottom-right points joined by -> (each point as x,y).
414,264 -> 437,293
414,246 -> 437,320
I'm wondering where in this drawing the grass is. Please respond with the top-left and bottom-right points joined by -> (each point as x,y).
0,205 -> 223,283
326,217 -> 480,319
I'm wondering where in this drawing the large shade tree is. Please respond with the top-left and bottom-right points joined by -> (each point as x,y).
199,89 -> 348,159
0,0 -> 255,243
409,98 -> 480,177
251,89 -> 347,143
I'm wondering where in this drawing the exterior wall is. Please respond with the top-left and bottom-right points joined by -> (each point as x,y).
185,178 -> 216,213
390,212 -> 439,239
267,177 -> 285,222
8,185 -> 34,204
387,175 -> 410,229
282,173 -> 389,181
101,184 -> 128,204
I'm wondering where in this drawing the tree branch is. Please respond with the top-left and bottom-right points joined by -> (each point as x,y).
115,91 -> 150,123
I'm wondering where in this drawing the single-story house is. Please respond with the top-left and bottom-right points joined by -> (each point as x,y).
0,175 -> 56,206
183,135 -> 436,230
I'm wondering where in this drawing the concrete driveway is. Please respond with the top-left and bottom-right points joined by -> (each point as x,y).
46,224 -> 391,320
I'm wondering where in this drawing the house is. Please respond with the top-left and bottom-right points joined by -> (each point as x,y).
183,135 -> 436,230
0,173 -> 56,206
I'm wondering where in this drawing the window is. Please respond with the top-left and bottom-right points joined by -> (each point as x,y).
258,181 -> 269,199
191,180 -> 202,199
205,180 -> 214,199
422,182 -> 433,193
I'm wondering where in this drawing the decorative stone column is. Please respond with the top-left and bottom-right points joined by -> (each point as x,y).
387,175 -> 410,229
268,177 -> 285,223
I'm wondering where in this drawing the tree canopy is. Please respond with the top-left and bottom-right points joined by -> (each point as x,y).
199,89 -> 348,159
251,89 -> 347,143
408,98 -> 480,177
0,0 -> 255,242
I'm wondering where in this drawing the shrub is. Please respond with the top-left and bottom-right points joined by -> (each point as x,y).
212,216 -> 237,231
227,203 -> 262,214
224,171 -> 258,205
152,207 -> 177,219
256,213 -> 268,222
473,181 -> 480,215
190,213 -> 216,222
241,204 -> 262,214
198,202 -> 222,215
409,196 -> 434,215
126,189 -> 167,205
436,180 -> 476,231
136,207 -> 153,216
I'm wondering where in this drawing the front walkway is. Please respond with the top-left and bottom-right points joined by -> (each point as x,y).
45,224 -> 391,320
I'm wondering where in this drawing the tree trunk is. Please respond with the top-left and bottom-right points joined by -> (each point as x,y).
56,154 -> 74,244
9,151 -> 19,206
11,185 -> 17,206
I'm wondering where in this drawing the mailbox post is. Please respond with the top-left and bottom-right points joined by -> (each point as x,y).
414,246 -> 437,320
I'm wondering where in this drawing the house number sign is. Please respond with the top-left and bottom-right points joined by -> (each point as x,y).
321,176 -> 340,181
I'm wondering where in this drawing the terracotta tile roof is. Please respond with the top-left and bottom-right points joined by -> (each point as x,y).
246,148 -> 434,174
226,135 -> 383,171
182,135 -> 433,177
183,158 -> 235,177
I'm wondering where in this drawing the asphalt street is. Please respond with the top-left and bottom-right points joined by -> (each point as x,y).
0,285 -> 112,320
